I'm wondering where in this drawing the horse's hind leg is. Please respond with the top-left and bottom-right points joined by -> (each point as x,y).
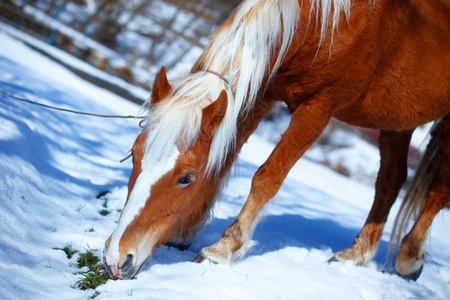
332,129 -> 414,266
396,116 -> 450,280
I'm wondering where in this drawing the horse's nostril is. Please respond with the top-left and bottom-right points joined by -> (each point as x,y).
120,254 -> 134,276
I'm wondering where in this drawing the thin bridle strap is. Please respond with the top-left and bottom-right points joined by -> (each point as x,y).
205,70 -> 230,86
204,70 -> 235,99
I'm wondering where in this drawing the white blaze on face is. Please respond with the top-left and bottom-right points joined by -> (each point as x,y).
105,144 -> 180,268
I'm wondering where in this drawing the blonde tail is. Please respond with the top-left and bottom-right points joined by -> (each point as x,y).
387,119 -> 442,266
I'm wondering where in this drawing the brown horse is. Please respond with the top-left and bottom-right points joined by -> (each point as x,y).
103,0 -> 449,280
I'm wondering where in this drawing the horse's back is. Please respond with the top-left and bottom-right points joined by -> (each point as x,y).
333,0 -> 450,130
274,0 -> 450,130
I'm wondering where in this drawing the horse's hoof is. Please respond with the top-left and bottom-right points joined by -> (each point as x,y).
193,254 -> 206,263
397,264 -> 423,281
326,255 -> 340,264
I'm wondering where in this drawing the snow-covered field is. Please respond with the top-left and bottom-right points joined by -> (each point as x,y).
0,24 -> 449,300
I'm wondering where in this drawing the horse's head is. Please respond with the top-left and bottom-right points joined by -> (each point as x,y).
103,67 -> 228,279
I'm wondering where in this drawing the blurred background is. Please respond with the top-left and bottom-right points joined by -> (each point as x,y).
2,0 -> 240,91
1,0 -> 432,187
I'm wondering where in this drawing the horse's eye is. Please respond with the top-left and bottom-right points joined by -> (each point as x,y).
177,174 -> 193,187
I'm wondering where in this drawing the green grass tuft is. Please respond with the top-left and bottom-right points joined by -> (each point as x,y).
77,250 -> 100,269
75,248 -> 112,291
99,209 -> 110,216
57,244 -> 112,292
76,264 -> 110,290
89,291 -> 101,299
53,245 -> 78,259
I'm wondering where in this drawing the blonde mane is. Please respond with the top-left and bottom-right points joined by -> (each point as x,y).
144,0 -> 352,175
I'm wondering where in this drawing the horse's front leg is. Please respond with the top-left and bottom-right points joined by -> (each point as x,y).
195,99 -> 332,264
331,129 -> 414,266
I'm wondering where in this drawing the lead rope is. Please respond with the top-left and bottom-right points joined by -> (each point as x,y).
0,90 -> 146,120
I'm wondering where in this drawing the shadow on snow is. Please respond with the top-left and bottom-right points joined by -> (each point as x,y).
0,56 -> 140,193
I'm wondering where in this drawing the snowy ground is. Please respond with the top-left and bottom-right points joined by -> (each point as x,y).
0,24 -> 449,300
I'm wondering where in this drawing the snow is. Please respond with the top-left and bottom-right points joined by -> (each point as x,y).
0,24 -> 449,300
0,21 -> 150,103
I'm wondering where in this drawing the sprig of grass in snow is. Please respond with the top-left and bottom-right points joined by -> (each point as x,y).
77,248 -> 101,269
53,244 -> 111,296
76,263 -> 110,291
97,190 -> 111,216
53,244 -> 78,259
75,247 -> 111,293
89,291 -> 101,299
54,245 -> 112,298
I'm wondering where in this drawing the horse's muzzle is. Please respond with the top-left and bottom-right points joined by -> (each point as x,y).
104,252 -> 137,280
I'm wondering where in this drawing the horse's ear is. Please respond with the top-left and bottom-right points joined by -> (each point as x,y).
202,90 -> 228,139
151,66 -> 172,104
